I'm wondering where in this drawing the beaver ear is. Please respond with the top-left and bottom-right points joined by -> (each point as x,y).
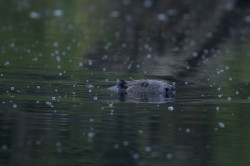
117,80 -> 127,89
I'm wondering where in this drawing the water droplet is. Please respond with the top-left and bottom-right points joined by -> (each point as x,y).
30,11 -> 41,19
166,153 -> 173,159
79,62 -> 84,67
53,9 -> 63,17
132,153 -> 140,159
87,132 -> 94,138
168,106 -> 174,111
218,122 -> 225,128
185,128 -> 190,133
143,0 -> 153,8
144,146 -> 151,152
157,14 -> 167,21
123,141 -> 129,146
4,61 -> 10,66
13,104 -> 17,109
113,144 -> 119,149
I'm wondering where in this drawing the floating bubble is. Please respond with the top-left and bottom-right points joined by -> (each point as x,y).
166,153 -> 173,159
30,11 -> 41,19
53,9 -> 63,17
218,122 -> 225,128
168,106 -> 174,111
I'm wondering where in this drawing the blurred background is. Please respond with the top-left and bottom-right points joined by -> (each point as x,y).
0,0 -> 250,166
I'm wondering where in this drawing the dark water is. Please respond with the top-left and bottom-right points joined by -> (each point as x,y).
1,0 -> 250,166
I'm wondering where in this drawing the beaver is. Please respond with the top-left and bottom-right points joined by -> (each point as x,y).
107,79 -> 175,95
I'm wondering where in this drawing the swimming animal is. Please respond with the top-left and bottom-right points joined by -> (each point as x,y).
107,79 -> 175,95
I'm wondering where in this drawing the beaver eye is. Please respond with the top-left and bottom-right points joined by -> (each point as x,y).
141,82 -> 149,87
165,88 -> 170,93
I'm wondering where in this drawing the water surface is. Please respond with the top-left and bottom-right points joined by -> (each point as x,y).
0,1 -> 250,166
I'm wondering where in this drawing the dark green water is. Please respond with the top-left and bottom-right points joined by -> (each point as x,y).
0,1 -> 250,166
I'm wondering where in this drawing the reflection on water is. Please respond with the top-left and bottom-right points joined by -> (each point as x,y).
0,0 -> 250,166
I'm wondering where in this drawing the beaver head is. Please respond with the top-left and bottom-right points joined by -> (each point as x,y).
108,79 -> 175,97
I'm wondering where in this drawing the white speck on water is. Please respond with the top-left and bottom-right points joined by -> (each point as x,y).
123,141 -> 129,146
227,97 -> 231,101
0,73 -> 3,77
36,140 -> 41,145
53,42 -> 59,47
206,32 -> 213,38
30,11 -> 41,19
109,103 -> 113,107
1,145 -> 8,151
216,107 -> 220,111
225,2 -> 234,11
88,89 -> 92,93
37,85 -> 41,89
56,56 -> 61,62
102,67 -> 106,71
228,77 -> 233,81
4,61 -> 10,66
166,153 -> 173,159
36,101 -> 40,104
78,62 -> 84,67
235,91 -> 239,95
51,97 -> 56,100
10,43 -> 15,47
113,144 -> 120,149
53,9 -> 63,17
157,13 -> 167,21
144,146 -> 152,152
146,54 -> 152,59
89,118 -> 94,122
13,104 -> 17,109
143,0 -> 153,8
192,52 -> 198,57
46,101 -> 53,107
185,128 -> 190,133
185,81 -> 188,85
217,87 -> 221,91
139,130 -> 143,134
168,106 -> 174,111
88,59 -> 93,66
218,122 -> 225,128
87,132 -> 94,138
244,15 -> 250,23
218,94 -> 223,98
167,9 -> 177,16
225,66 -> 230,70
132,153 -> 140,159
93,96 -> 98,100
110,10 -> 120,17
10,87 -> 15,90
55,142 -> 61,147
